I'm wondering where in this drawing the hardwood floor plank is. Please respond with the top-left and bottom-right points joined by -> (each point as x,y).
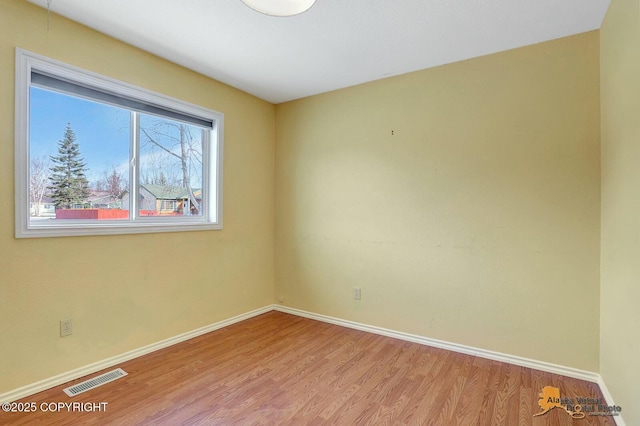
0,312 -> 616,425
452,357 -> 492,426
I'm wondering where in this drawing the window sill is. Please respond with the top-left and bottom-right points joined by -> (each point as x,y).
16,220 -> 222,239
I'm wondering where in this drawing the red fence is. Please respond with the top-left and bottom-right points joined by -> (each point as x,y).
55,209 -> 129,220
55,209 -> 181,219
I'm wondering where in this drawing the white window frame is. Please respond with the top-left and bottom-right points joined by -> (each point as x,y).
15,48 -> 223,238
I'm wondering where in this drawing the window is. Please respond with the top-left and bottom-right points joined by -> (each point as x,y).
15,49 -> 223,238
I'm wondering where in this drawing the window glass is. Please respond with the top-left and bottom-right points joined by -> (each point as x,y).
138,114 -> 204,218
29,87 -> 130,224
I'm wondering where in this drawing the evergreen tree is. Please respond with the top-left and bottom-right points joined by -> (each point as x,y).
48,124 -> 90,208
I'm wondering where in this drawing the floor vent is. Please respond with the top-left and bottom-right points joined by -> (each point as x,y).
63,368 -> 128,397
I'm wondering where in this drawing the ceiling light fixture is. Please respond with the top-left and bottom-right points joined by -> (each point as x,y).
241,0 -> 316,16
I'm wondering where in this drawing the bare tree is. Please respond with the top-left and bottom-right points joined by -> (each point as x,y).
104,168 -> 127,200
140,118 -> 203,214
139,148 -> 179,186
30,156 -> 51,216
93,167 -> 128,206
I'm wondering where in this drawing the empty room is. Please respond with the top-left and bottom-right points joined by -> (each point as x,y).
0,0 -> 637,424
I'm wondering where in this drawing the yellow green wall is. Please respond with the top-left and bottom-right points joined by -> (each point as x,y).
0,0 -> 275,393
275,32 -> 601,371
600,0 -> 640,423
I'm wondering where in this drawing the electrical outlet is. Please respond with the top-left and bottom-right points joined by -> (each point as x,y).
353,287 -> 361,300
60,319 -> 73,337
278,297 -> 285,304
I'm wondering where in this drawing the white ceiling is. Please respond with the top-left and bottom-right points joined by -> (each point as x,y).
29,0 -> 610,104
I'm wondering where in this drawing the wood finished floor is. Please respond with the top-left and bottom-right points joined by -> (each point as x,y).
1,311 -> 615,425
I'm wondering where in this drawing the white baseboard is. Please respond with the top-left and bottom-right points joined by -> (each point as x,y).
276,305 -> 627,426
0,305 -> 273,403
274,305 -> 601,382
597,376 -> 626,426
1,303 -> 626,426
